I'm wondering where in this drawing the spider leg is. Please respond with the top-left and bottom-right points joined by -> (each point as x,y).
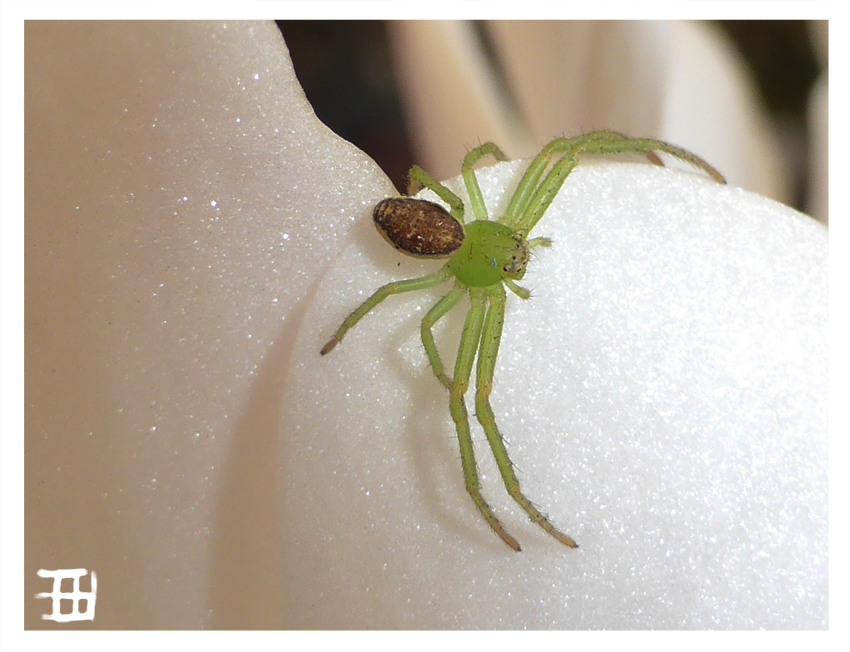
407,165 -> 466,224
476,284 -> 579,548
503,131 -> 662,227
503,278 -> 530,300
502,140 -> 566,226
560,130 -> 665,167
515,130 -> 725,236
514,142 -> 584,236
504,131 -> 723,231
450,288 -> 521,551
585,136 -> 726,184
527,236 -> 552,249
320,265 -> 452,356
421,284 -> 464,389
461,142 -> 509,221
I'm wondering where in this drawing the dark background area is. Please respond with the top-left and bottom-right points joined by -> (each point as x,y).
276,21 -> 823,210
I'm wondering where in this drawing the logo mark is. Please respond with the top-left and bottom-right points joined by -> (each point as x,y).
35,568 -> 97,622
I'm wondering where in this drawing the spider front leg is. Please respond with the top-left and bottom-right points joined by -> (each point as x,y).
450,288 -> 522,551
476,285 -> 578,548
503,131 -> 726,234
530,136 -> 721,235
502,130 -> 661,227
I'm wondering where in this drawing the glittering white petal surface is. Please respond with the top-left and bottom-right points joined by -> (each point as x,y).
283,161 -> 827,629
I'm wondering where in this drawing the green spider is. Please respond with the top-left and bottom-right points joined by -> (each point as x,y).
321,130 -> 725,552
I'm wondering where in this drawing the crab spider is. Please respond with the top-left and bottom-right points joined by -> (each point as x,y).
321,130 -> 725,552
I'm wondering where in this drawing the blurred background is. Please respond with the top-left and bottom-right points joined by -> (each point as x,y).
276,20 -> 828,224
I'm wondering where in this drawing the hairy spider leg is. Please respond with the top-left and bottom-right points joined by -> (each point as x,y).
475,284 -> 578,548
513,143 -> 584,236
502,278 -> 531,301
450,289 -> 522,551
513,134 -> 727,237
589,136 -> 726,184
407,166 -> 466,224
555,130 -> 666,167
460,143 -> 509,221
527,236 -> 553,249
420,284 -> 464,388
320,266 -> 453,356
501,131 -> 663,227
534,132 -> 722,186
502,130 -> 727,232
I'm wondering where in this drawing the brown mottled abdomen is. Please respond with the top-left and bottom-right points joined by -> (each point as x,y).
373,198 -> 465,259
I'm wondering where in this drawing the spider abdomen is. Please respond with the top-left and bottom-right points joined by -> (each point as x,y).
373,197 -> 465,259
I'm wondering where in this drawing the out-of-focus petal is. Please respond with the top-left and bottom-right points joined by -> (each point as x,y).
807,20 -> 828,224
389,21 -> 788,203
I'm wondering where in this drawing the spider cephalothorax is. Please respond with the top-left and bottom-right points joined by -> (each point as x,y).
322,130 -> 725,551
